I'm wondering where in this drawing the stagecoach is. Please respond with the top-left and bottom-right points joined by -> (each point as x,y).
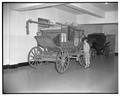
26,19 -> 86,73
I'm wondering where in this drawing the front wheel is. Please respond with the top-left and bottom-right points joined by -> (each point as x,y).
56,50 -> 69,74
28,46 -> 43,68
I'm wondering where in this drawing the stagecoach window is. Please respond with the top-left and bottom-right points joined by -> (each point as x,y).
61,33 -> 67,42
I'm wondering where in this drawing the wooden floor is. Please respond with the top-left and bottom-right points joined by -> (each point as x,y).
3,55 -> 118,93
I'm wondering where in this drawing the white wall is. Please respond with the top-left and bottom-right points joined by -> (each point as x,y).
77,11 -> 118,24
80,24 -> 103,35
103,24 -> 118,53
4,4 -> 76,65
3,4 -> 10,65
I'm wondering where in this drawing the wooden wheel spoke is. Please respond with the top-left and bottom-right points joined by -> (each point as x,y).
36,48 -> 39,54
29,57 -> 34,61
64,62 -> 68,67
57,61 -> 61,66
57,60 -> 62,66
65,60 -> 68,65
37,48 -> 40,55
31,50 -> 36,56
30,55 -> 34,58
37,61 -> 40,65
60,66 -> 63,72
35,60 -> 38,65
38,61 -> 41,64
59,64 -> 62,69
64,57 -> 68,62
64,62 -> 68,69
29,61 -> 33,64
30,58 -> 34,61
58,57 -> 62,61
31,61 -> 35,65
34,48 -> 38,56
62,66 -> 66,71
37,61 -> 39,65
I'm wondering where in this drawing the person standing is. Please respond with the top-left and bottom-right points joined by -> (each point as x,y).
83,38 -> 91,68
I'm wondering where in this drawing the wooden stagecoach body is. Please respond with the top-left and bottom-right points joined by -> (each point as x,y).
26,19 -> 85,73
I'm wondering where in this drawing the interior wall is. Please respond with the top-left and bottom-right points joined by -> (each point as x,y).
3,4 -> 10,65
77,11 -> 118,24
80,24 -> 103,35
103,24 -> 118,53
4,4 -> 76,65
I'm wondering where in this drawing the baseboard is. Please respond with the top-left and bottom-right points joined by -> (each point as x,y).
3,61 -> 55,69
3,62 -> 29,69
115,53 -> 118,56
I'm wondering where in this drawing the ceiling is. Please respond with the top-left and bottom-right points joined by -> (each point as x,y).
91,2 -> 118,11
13,2 -> 118,12
13,2 -> 118,18
54,3 -> 118,17
55,4 -> 84,15
54,3 -> 118,15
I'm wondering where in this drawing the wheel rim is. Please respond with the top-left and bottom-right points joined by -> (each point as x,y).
56,50 -> 69,73
28,47 -> 42,68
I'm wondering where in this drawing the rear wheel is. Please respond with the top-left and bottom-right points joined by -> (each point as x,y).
78,50 -> 85,67
56,50 -> 69,74
78,54 -> 85,67
28,46 -> 43,68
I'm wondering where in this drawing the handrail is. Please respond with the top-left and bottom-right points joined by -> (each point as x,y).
26,19 -> 83,35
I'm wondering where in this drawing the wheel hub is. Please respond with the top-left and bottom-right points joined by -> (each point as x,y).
34,55 -> 41,61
